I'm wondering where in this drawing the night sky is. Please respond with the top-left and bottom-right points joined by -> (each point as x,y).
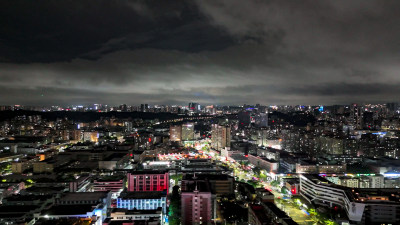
1,0 -> 400,106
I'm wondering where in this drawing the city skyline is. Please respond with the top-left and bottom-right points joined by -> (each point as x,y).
1,1 -> 400,106
3,1 -> 400,225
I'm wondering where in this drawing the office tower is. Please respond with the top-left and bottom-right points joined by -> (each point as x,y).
182,122 -> 195,141
170,125 -> 182,142
211,124 -> 231,150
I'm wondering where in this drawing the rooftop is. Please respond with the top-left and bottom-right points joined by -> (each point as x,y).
128,170 -> 168,175
60,192 -> 109,202
111,207 -> 162,215
249,204 -> 269,222
42,204 -> 96,215
119,191 -> 166,199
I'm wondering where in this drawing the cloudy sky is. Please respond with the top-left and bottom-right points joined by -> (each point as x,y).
1,0 -> 400,106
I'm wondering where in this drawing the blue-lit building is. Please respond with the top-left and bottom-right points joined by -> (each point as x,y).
117,191 -> 167,214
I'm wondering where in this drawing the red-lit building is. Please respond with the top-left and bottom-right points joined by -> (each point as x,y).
127,171 -> 169,193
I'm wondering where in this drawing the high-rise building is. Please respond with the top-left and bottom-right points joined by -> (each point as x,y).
369,175 -> 384,188
387,102 -> 399,112
211,124 -> 231,150
254,113 -> 268,128
140,104 -> 149,112
181,182 -> 215,225
238,111 -> 251,128
351,103 -> 363,129
170,125 -> 182,142
205,105 -> 216,114
119,104 -> 127,112
189,102 -> 201,112
182,122 -> 195,141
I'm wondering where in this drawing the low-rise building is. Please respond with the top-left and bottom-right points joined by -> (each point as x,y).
127,171 -> 169,193
117,191 -> 167,214
92,179 -> 124,194
107,208 -> 164,224
248,154 -> 278,173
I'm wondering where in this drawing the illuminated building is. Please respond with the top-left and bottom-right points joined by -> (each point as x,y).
69,176 -> 90,192
83,131 -> 99,142
143,161 -> 172,170
248,154 -> 278,173
182,122 -> 195,141
11,161 -> 32,174
300,174 -> 400,224
105,208 -> 164,224
71,130 -> 82,141
92,179 -> 124,194
211,124 -> 231,150
39,192 -> 111,224
169,125 -> 182,142
181,181 -> 215,225
117,191 -> 167,214
295,160 -> 346,174
205,105 -> 216,114
351,103 -> 363,129
189,102 -> 201,112
369,175 -> 384,188
254,113 -> 268,128
127,171 -> 169,193
257,147 -> 280,161
32,161 -> 54,173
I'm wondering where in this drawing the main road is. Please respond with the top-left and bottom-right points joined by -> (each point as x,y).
207,152 -> 317,225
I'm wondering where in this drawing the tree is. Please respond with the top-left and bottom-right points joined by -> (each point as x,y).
308,208 -> 316,216
281,187 -> 288,194
253,167 -> 261,176
168,186 -> 181,225
324,220 -> 337,225
170,174 -> 183,184
270,180 -> 279,187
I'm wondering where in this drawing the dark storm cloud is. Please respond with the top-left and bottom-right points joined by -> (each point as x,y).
0,0 -> 236,63
1,0 -> 400,106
